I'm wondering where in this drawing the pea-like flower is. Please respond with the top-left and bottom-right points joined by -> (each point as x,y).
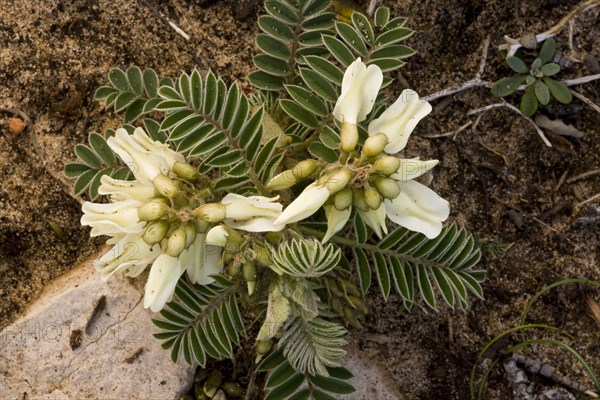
221,193 -> 285,232
83,128 -> 226,312
333,58 -> 383,125
274,167 -> 354,226
323,59 -> 449,240
333,58 -> 383,152
368,89 -> 433,154
274,182 -> 330,225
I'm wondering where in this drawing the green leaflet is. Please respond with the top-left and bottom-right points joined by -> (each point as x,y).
313,223 -> 483,310
152,277 -> 246,367
259,349 -> 356,400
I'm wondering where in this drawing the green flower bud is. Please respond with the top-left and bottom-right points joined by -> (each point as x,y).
184,223 -> 197,248
373,155 -> 401,176
138,200 -> 169,221
321,167 -> 353,194
172,162 -> 199,182
203,370 -> 223,399
333,187 -> 353,211
362,133 -> 389,157
364,186 -> 382,210
243,260 -> 256,282
153,173 -> 179,198
192,203 -> 226,223
142,220 -> 169,245
265,231 -> 283,244
291,159 -> 320,180
330,297 -> 344,315
352,188 -> 368,211
342,305 -> 363,329
166,226 -> 187,257
195,219 -> 210,234
338,279 -> 361,297
243,261 -> 257,295
265,170 -> 298,191
228,261 -> 242,277
256,339 -> 273,355
374,176 -> 401,199
347,295 -> 368,314
222,382 -> 244,398
252,245 -> 271,266
340,121 -> 359,152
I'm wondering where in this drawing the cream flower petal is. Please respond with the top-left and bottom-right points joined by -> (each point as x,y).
384,180 -> 449,239
333,58 -> 383,124
132,127 -> 184,169
274,183 -> 330,225
222,194 -> 282,219
224,217 -> 286,232
358,203 -> 388,239
206,226 -> 229,247
197,244 -> 223,285
81,199 -> 145,236
368,89 -> 432,154
93,233 -> 160,281
220,193 -> 284,232
391,159 -> 439,182
98,174 -> 156,202
181,234 -> 204,284
144,254 -> 185,312
107,128 -> 169,184
323,205 -> 351,243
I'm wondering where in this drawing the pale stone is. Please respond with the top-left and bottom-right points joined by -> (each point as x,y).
344,341 -> 409,400
0,251 -> 194,399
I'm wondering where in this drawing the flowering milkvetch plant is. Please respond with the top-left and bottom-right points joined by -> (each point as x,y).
66,1 -> 485,398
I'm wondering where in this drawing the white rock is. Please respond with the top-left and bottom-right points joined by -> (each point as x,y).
0,251 -> 194,399
344,341 -> 409,400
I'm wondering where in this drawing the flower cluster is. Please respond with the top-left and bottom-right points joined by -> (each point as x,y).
82,128 -> 283,311
81,59 -> 450,312
272,58 -> 449,240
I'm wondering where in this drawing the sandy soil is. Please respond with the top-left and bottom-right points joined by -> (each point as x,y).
1,0 -> 599,399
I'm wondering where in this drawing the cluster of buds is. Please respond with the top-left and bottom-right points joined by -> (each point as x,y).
82,128 -> 284,312
323,277 -> 365,329
270,58 -> 450,241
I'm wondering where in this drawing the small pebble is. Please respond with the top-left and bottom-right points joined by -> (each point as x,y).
8,117 -> 27,134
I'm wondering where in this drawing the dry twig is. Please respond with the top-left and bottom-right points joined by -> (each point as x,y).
422,37 -> 491,102
499,0 -> 600,57
467,101 -> 552,147
139,0 -> 190,40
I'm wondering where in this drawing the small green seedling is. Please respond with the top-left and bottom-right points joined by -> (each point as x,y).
492,38 -> 572,116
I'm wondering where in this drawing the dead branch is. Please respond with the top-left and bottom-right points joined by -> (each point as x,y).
467,101 -> 552,147
367,0 -> 380,17
139,0 -> 190,40
422,37 -> 491,102
499,0 -> 600,57
570,89 -> 600,114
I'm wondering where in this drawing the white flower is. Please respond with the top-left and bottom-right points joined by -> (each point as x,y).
143,254 -> 186,312
323,205 -> 351,243
333,58 -> 383,124
390,158 -> 439,182
274,183 -> 330,225
93,233 -> 161,281
384,180 -> 449,239
221,193 -> 284,232
81,199 -> 145,237
180,234 -> 223,286
358,203 -> 388,239
206,226 -> 229,247
107,128 -> 170,184
131,127 -> 184,169
368,89 -> 432,154
97,174 -> 156,202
